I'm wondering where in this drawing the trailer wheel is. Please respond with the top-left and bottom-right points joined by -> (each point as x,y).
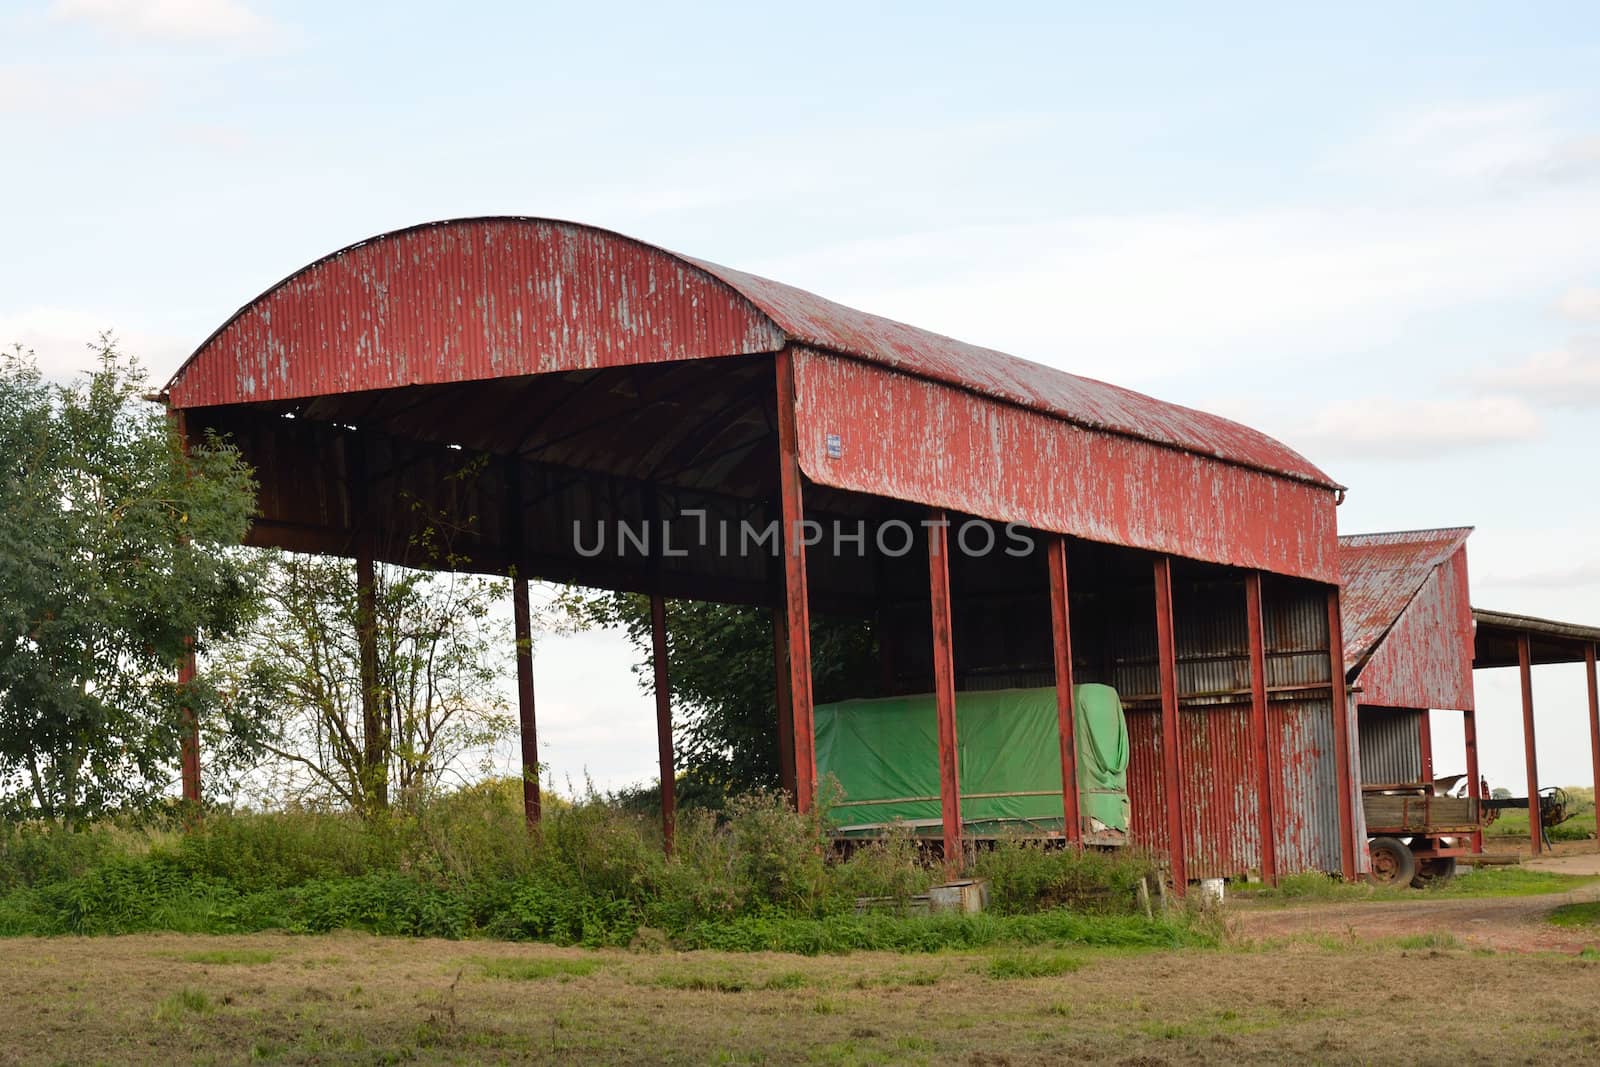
1412,857 -> 1457,888
1367,837 -> 1416,886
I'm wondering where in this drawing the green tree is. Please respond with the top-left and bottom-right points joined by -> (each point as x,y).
0,340 -> 264,821
229,550 -> 519,815
564,592 -> 878,807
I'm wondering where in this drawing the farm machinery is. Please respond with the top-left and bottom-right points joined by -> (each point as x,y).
1363,775 -> 1574,887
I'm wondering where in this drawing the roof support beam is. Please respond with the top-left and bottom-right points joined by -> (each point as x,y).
1519,633 -> 1542,857
1047,537 -> 1081,847
1326,588 -> 1357,881
773,607 -> 796,799
1153,557 -> 1186,892
1589,644 -> 1600,840
1464,705 -> 1482,855
774,348 -> 817,811
1245,572 -> 1277,886
651,594 -> 676,853
927,509 -> 963,879
513,577 -> 540,830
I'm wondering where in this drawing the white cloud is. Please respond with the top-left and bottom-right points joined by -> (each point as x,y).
1476,336 -> 1600,410
51,0 -> 272,40
1281,394 -> 1543,461
1558,287 -> 1600,322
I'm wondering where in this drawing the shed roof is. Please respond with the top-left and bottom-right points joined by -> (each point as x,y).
162,217 -> 1339,491
1338,527 -> 1474,673
1472,608 -> 1600,668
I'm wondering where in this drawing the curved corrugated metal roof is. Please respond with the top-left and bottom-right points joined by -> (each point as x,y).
164,216 -> 1340,490
1338,527 -> 1474,672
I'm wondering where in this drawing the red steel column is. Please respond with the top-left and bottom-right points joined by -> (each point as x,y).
1586,644 -> 1599,838
1519,633 -> 1540,856
1152,557 -> 1186,891
651,594 -> 676,852
171,409 -> 201,808
1326,589 -> 1357,881
1046,537 -> 1082,846
1464,707 -> 1483,854
1245,573 -> 1278,885
513,577 -> 540,829
927,511 -> 963,878
356,546 -> 385,810
774,349 -> 817,811
1418,712 -> 1434,784
178,646 -> 200,805
773,608 -> 797,799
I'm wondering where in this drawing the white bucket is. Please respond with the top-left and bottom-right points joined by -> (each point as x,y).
1198,877 -> 1225,903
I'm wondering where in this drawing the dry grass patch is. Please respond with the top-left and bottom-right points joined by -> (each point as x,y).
3,933 -> 1600,1063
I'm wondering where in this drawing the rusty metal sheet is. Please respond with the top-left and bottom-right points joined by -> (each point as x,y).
1125,708 -> 1166,852
165,219 -> 786,408
1355,546 -> 1475,711
1357,706 -> 1424,785
792,351 -> 1341,583
167,216 -> 1340,494
1269,694 -> 1342,874
1338,528 -> 1473,674
1179,703 -> 1262,879
700,259 -> 1340,490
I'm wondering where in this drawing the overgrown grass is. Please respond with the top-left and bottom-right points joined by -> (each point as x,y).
1548,901 -> 1600,928
0,788 -> 1187,954
1238,866 -> 1595,904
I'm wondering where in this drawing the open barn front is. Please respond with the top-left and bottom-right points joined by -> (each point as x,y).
160,216 -> 1356,889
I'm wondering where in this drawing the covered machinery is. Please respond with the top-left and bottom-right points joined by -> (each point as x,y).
816,684 -> 1130,844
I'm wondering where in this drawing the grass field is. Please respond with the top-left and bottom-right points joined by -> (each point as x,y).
5,932 -> 1600,1065
1232,865 -> 1592,904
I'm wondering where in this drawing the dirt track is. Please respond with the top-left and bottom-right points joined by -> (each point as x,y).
1233,880 -> 1600,953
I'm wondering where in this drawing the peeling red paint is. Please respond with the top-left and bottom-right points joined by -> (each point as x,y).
793,350 -> 1340,582
1340,530 -> 1475,712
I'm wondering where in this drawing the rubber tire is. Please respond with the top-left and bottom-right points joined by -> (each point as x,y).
1411,856 -> 1457,888
1367,836 -> 1417,887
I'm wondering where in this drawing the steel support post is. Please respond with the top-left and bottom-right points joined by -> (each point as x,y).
927,510 -> 963,878
1046,536 -> 1082,846
356,546 -> 385,810
774,349 -> 817,811
1153,557 -> 1186,892
1587,644 -> 1599,839
179,647 -> 200,805
773,608 -> 797,800
1245,573 -> 1278,885
1464,707 -> 1482,854
651,593 -> 676,852
171,408 -> 201,809
513,576 -> 540,829
1326,589 -> 1357,881
1519,633 -> 1541,856
1419,711 -> 1434,784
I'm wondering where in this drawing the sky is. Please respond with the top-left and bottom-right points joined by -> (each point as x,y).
3,1 -> 1599,796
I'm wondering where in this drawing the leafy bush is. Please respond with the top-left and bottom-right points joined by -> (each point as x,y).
971,836 -> 1159,914
0,786 -> 1188,951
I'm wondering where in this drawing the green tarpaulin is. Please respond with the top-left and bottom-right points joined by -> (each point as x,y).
814,685 -> 1129,838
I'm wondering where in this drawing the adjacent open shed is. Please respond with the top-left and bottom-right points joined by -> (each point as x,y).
161,217 -> 1358,884
1340,529 -> 1600,857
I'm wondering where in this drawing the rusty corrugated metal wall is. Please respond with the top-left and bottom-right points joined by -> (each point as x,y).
1356,546 -> 1475,711
1086,567 -> 1339,878
1263,578 -> 1342,874
791,349 -> 1340,583
1358,707 -> 1425,785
